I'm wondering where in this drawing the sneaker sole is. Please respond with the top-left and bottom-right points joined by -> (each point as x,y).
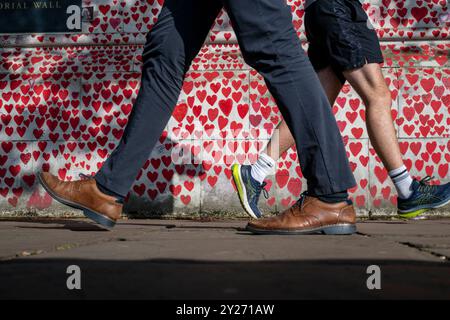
231,164 -> 260,219
398,197 -> 450,219
38,173 -> 116,229
246,223 -> 357,235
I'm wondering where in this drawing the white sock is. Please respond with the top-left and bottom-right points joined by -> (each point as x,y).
250,153 -> 275,184
389,165 -> 414,199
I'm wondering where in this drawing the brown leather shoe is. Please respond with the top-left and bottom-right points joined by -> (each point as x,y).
247,195 -> 356,235
38,172 -> 122,228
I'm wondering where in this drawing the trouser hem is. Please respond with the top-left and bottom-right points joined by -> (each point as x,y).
307,179 -> 356,196
94,171 -> 128,199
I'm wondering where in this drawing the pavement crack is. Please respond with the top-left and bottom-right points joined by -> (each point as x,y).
399,241 -> 449,262
355,231 -> 371,237
355,231 -> 449,263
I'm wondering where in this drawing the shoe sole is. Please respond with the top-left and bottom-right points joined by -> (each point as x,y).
38,174 -> 116,229
246,223 -> 357,235
231,164 -> 260,219
398,197 -> 450,219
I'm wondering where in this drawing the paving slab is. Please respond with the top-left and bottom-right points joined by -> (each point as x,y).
357,220 -> 450,260
0,218 -> 173,260
357,220 -> 450,237
0,218 -> 449,300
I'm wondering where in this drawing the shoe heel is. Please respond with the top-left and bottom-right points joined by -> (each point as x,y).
322,224 -> 356,235
83,209 -> 116,229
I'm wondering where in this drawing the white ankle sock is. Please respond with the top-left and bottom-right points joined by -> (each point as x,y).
251,153 -> 275,184
389,165 -> 413,199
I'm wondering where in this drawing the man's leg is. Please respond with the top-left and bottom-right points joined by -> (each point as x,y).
38,0 -> 223,228
226,0 -> 356,234
225,0 -> 355,197
94,0 -> 222,199
342,63 -> 414,200
343,64 -> 402,171
342,64 -> 450,216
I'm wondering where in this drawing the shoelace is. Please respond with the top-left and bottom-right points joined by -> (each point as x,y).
256,181 -> 270,200
417,176 -> 435,194
79,173 -> 94,180
78,173 -> 124,204
292,191 -> 308,208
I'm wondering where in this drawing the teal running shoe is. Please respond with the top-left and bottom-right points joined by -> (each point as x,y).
231,164 -> 268,219
397,176 -> 450,219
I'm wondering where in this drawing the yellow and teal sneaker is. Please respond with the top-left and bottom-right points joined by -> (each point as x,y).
231,164 -> 268,219
397,176 -> 450,219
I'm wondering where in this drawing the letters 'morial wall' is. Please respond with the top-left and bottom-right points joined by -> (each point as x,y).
0,0 -> 449,217
0,0 -> 82,33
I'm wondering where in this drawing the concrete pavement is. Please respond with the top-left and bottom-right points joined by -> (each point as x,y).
0,218 -> 449,299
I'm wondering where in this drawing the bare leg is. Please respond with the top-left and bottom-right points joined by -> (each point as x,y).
266,63 -> 403,172
343,63 -> 403,171
265,67 -> 343,160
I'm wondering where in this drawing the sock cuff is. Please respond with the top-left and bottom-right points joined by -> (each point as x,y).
250,153 -> 276,183
388,165 -> 407,177
258,152 -> 275,168
388,165 -> 414,199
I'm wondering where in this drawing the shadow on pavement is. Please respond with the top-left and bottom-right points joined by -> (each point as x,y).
0,218 -> 247,232
1,219 -> 108,232
1,258 -> 449,299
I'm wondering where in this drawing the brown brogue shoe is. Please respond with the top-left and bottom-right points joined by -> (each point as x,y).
247,195 -> 356,235
38,172 -> 122,228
